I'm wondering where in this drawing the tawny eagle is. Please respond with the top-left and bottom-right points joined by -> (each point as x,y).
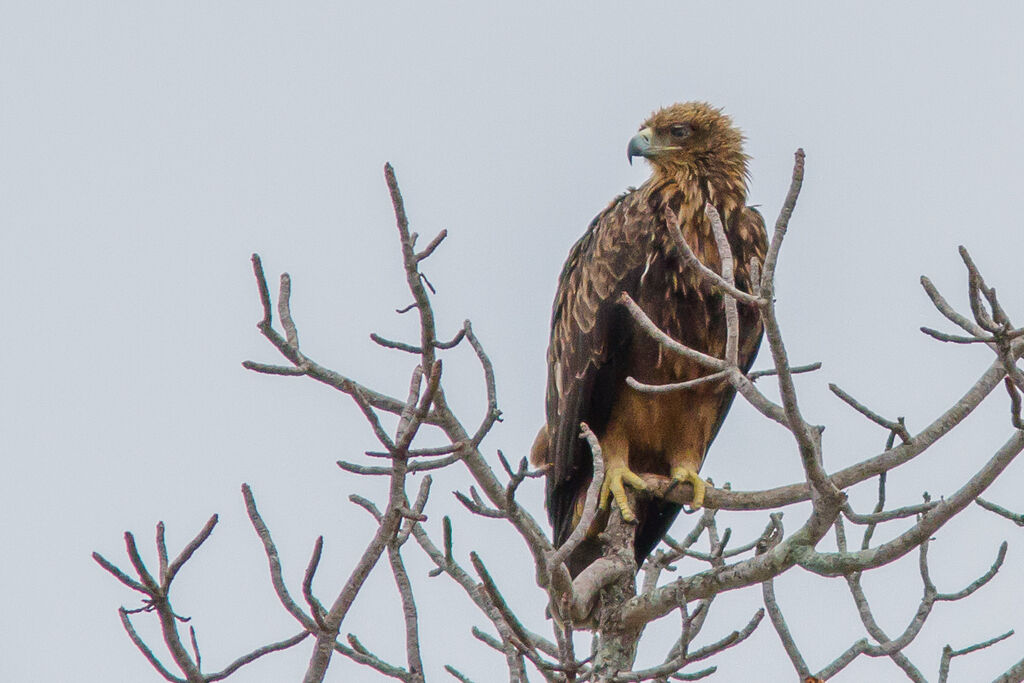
531,102 -> 767,576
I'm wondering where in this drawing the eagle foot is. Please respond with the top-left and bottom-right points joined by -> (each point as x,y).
600,465 -> 648,522
670,466 -> 706,510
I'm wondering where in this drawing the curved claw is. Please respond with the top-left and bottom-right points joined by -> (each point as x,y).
670,466 -> 706,510
600,465 -> 648,522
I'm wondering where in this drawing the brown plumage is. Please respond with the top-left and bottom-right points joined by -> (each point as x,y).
531,102 -> 768,576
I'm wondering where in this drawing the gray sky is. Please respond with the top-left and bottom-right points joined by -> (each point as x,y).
3,2 -> 1024,681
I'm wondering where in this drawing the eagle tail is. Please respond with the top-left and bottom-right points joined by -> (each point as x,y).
559,497 -> 683,577
633,499 -> 683,569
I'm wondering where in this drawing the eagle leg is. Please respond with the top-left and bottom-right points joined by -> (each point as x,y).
597,431 -> 647,522
669,465 -> 706,510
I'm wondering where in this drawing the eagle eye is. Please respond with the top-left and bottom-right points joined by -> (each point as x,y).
669,123 -> 692,139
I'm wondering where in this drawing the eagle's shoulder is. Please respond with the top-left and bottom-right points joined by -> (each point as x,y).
738,204 -> 769,253
551,186 -> 652,327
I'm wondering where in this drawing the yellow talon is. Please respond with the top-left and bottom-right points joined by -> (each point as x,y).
599,465 -> 648,522
671,466 -> 706,510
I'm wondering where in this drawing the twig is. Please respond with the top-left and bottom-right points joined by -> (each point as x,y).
939,630 -> 1015,683
935,542 -> 1007,601
620,292 -> 726,371
828,383 -> 911,443
760,148 -> 805,289
463,321 -> 502,447
842,500 -> 937,525
205,632 -> 308,681
303,536 -> 327,629
453,488 -> 505,518
663,204 -> 762,306
416,229 -> 448,262
919,326 -> 992,344
445,664 -> 478,683
747,362 -> 821,381
165,515 -> 219,590
627,370 -> 730,394
389,537 -> 425,682
705,203 -> 740,366
1006,377 -> 1024,429
762,578 -> 809,679
242,484 -> 317,630
547,423 -> 605,573
337,634 -> 410,680
976,497 -> 1024,526
471,552 -> 539,658
338,453 -> 461,476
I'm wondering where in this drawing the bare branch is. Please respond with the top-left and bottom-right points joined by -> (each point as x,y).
627,370 -> 730,394
303,536 -> 327,629
157,522 -> 169,585
842,500 -> 937,525
747,362 -> 821,381
994,656 -> 1024,683
463,320 -> 502,447
919,326 -> 993,344
118,608 -> 184,683
762,579 -> 809,679
453,487 -> 505,519
547,423 -> 605,573
936,541 -> 1007,601
278,273 -> 299,350
620,292 -> 726,371
795,430 -> 1024,576
610,608 -> 762,681
241,361 -> 305,375
470,552 -> 539,659
389,539 -> 425,682
687,607 -> 764,662
670,354 -> 1011,511
445,664 -> 479,683
976,497 -> 1024,526
370,333 -> 423,354
242,483 -> 317,631
828,383 -> 911,443
939,630 -> 1015,683
416,228 -> 448,262
92,551 -> 149,595
1006,377 -> 1024,430
349,386 -> 397,453
663,204 -> 762,306
207,632 -> 310,681
336,634 -> 410,680
920,275 -> 990,339
338,452 -> 462,476
164,515 -> 219,591
669,668 -> 717,681
124,531 -> 158,593
705,203 -> 741,367
760,148 -> 805,290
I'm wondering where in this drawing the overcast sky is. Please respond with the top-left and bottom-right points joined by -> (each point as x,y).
3,3 -> 1024,681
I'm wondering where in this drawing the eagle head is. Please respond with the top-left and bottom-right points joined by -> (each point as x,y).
627,102 -> 748,187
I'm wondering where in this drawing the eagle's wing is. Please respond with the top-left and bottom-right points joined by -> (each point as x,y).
542,192 -> 650,546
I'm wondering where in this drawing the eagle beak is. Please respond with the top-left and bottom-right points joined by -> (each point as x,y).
627,127 -> 653,165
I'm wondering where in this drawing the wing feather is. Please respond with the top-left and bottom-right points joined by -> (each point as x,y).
542,193 -> 648,545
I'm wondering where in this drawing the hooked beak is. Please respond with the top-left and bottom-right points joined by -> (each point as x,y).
627,127 -> 653,165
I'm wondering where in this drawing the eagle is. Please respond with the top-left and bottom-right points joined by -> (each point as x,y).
530,102 -> 767,576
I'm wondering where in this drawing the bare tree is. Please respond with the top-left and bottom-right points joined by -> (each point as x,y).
95,153 -> 1024,681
